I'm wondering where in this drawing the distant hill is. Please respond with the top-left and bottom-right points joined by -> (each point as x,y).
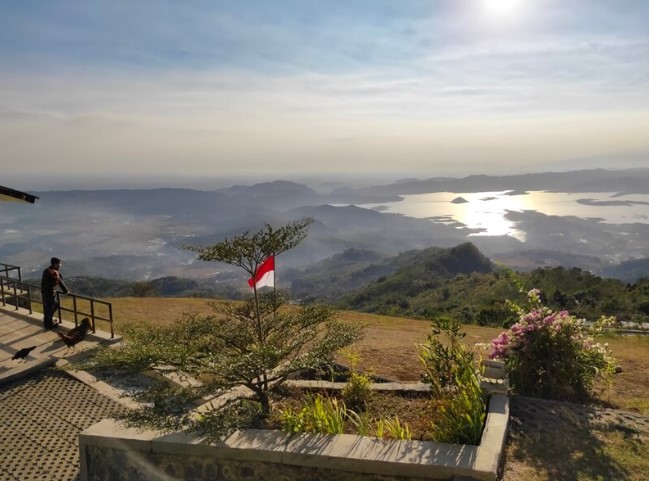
339,243 -> 494,312
603,257 -> 649,283
217,180 -> 322,210
328,168 -> 649,203
285,248 -> 401,302
25,276 -> 243,300
490,249 -> 606,274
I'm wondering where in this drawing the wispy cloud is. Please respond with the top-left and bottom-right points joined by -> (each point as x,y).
1,0 -> 648,181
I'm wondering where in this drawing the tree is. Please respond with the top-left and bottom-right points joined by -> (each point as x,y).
82,218 -> 362,438
185,217 -> 315,323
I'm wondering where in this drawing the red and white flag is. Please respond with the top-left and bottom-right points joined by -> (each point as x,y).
248,255 -> 275,289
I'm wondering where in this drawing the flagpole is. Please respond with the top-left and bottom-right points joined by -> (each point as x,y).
272,254 -> 277,320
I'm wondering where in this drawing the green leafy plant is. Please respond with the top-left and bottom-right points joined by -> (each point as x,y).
279,391 -> 413,440
378,416 -> 412,440
279,394 -> 347,435
490,288 -> 616,400
419,317 -> 486,445
346,410 -> 372,436
429,377 -> 485,444
341,351 -> 373,411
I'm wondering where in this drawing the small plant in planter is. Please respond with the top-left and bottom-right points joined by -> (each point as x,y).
341,351 -> 374,411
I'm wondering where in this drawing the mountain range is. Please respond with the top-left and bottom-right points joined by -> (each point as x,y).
1,168 -> 648,287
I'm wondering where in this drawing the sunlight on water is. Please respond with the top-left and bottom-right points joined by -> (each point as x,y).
360,191 -> 649,241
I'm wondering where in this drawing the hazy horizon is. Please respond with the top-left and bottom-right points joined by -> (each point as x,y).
6,165 -> 649,193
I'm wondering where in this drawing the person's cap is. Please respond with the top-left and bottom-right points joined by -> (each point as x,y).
51,257 -> 62,265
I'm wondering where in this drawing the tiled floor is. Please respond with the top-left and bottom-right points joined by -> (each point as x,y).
0,369 -> 124,481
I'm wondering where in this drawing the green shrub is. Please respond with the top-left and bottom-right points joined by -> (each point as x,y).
341,352 -> 373,410
418,317 -> 486,445
280,394 -> 346,435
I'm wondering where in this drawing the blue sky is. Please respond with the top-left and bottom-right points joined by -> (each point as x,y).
1,0 -> 648,187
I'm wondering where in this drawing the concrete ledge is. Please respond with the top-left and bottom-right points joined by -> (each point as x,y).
79,394 -> 509,481
285,380 -> 430,392
0,355 -> 58,385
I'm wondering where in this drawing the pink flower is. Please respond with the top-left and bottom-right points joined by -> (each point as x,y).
543,314 -> 556,325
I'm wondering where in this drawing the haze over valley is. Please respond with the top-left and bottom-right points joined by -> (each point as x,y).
2,169 -> 648,294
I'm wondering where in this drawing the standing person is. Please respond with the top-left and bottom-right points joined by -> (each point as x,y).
41,257 -> 70,329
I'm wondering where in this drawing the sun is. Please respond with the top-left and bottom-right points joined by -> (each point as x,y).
483,0 -> 523,16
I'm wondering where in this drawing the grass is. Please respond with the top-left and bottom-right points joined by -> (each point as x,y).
62,296 -> 649,480
592,334 -> 649,414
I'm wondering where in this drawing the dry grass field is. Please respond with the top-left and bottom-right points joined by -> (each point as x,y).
65,296 -> 649,480
101,297 -> 649,412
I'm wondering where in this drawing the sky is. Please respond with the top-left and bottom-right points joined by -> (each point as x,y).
1,0 -> 649,188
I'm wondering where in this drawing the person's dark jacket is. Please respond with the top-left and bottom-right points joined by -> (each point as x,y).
41,266 -> 69,295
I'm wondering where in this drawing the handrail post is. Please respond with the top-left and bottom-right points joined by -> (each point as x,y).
12,280 -> 18,310
90,301 -> 96,333
27,284 -> 33,314
73,295 -> 79,326
56,291 -> 62,323
108,303 -> 114,339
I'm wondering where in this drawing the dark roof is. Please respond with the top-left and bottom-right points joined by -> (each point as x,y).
0,185 -> 38,204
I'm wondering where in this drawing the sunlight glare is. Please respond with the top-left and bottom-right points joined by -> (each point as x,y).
483,0 -> 523,17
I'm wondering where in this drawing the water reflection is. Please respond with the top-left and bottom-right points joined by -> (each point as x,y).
360,191 -> 649,240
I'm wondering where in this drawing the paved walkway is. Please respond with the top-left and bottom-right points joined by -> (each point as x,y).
0,306 -> 124,481
0,369 -> 124,481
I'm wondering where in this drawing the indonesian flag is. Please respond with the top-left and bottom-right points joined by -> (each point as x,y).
248,255 -> 275,289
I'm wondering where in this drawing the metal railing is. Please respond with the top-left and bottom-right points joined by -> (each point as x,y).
0,262 -> 21,282
0,263 -> 114,338
55,290 -> 114,338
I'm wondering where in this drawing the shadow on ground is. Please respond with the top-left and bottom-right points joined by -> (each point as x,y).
501,396 -> 649,481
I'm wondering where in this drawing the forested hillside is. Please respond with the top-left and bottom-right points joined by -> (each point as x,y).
340,263 -> 649,327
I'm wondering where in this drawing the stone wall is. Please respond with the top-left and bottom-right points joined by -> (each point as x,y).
79,395 -> 509,481
84,444 -> 450,481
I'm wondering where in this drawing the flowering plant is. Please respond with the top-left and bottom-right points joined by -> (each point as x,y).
490,289 -> 615,400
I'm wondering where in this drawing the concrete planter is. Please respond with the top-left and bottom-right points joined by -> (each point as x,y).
79,394 -> 508,481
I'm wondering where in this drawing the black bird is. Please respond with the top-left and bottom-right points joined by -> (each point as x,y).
12,346 -> 37,361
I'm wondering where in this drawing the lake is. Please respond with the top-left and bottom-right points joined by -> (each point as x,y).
359,191 -> 649,241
